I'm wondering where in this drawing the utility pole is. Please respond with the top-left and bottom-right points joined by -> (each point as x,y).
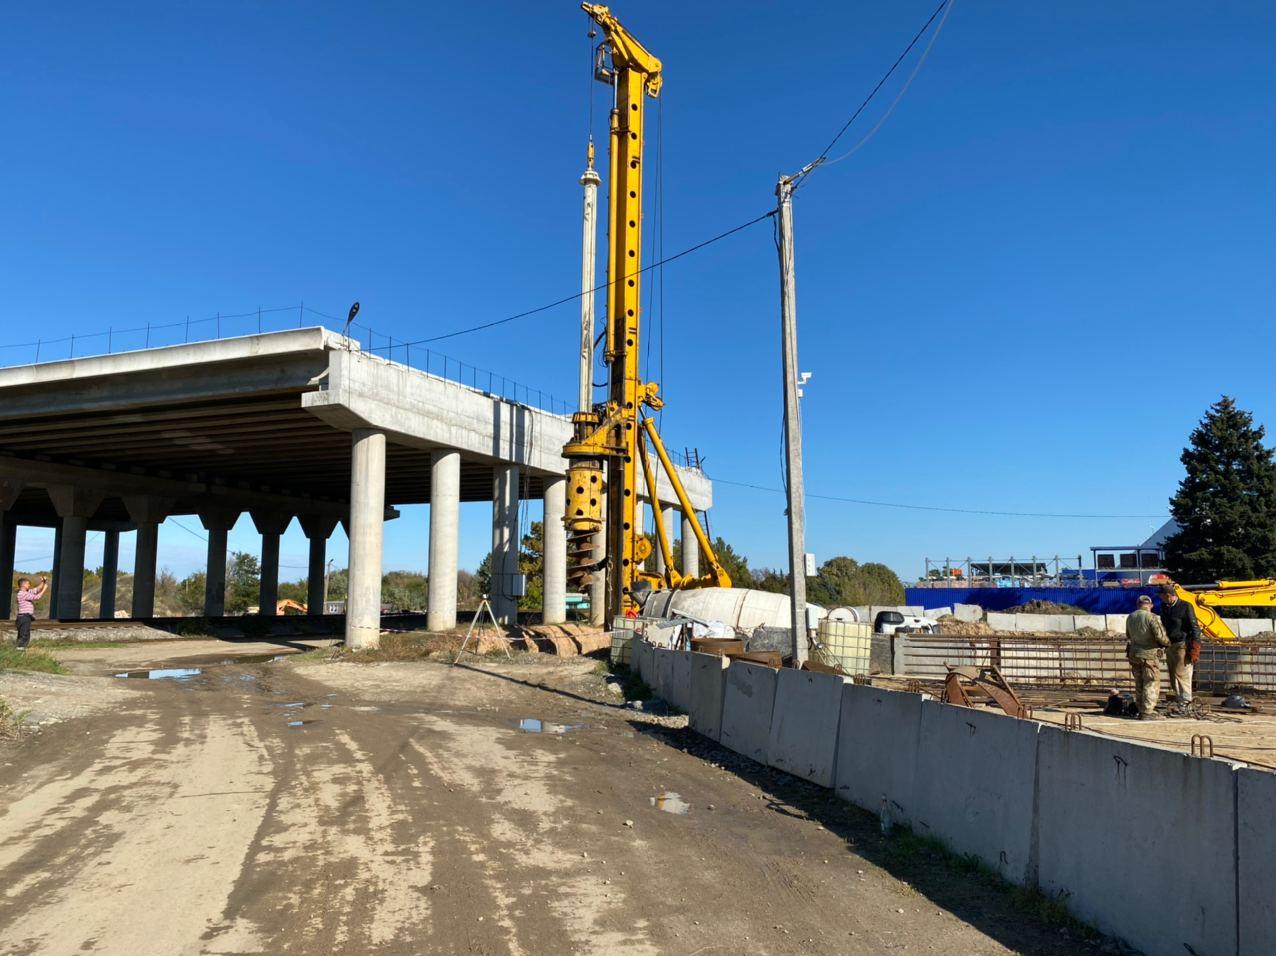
776,174 -> 808,666
578,140 -> 606,627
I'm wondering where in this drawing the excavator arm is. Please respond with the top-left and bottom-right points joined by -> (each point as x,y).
562,5 -> 730,620
1158,579 -> 1276,641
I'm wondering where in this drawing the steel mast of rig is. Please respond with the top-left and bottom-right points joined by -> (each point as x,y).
563,3 -> 730,621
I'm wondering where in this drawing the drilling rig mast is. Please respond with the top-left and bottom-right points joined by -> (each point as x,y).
563,3 -> 731,621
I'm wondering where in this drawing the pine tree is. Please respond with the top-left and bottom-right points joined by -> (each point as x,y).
1164,396 -> 1276,582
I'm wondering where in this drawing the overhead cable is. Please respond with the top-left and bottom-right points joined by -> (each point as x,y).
711,476 -> 1168,520
792,0 -> 954,190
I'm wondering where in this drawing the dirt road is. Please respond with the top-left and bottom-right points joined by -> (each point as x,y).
1,642 -> 1107,955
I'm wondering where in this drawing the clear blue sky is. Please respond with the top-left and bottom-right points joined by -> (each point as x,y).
3,2 -> 1274,584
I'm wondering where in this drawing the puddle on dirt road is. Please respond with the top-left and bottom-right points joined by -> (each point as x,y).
114,668 -> 203,681
516,718 -> 584,734
287,720 -> 318,728
650,792 -> 690,815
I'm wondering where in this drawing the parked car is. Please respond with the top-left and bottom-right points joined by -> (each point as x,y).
873,610 -> 935,635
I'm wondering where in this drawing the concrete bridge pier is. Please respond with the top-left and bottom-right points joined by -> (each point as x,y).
100,529 -> 120,620
252,511 -> 293,617
427,449 -> 461,632
125,496 -> 173,618
542,477 -> 567,625
298,514 -> 339,616
199,509 -> 240,617
682,511 -> 700,578
346,428 -> 386,649
0,516 -> 15,620
491,465 -> 520,626
49,484 -> 108,619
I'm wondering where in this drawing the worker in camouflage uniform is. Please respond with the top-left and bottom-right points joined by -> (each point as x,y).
1126,594 -> 1169,720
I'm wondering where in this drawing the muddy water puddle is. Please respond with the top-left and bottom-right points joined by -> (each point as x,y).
516,718 -> 585,734
113,667 -> 203,681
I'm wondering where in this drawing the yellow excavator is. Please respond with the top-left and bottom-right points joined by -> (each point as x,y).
1150,576 -> 1276,641
563,4 -> 732,620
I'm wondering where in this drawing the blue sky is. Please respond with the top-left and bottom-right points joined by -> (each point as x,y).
3,2 -> 1274,584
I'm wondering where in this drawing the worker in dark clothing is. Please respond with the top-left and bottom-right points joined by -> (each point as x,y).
1159,585 -> 1200,703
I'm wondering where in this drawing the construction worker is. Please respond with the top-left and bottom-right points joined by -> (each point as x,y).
1125,594 -> 1169,720
1158,584 -> 1200,704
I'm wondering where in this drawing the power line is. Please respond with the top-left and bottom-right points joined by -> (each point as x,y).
400,210 -> 774,347
793,0 -> 953,190
711,476 -> 1168,520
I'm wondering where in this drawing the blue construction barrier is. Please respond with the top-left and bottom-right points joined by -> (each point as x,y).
905,586 -> 1156,615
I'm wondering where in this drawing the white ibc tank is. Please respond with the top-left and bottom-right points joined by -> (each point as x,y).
645,587 -> 824,632
816,618 -> 873,675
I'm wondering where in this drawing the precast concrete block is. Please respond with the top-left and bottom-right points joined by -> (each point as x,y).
1015,613 -> 1073,633
655,648 -> 675,701
1233,618 -> 1275,637
903,606 -> 925,617
638,640 -> 657,691
667,650 -> 693,712
1072,614 -> 1105,632
630,638 -> 649,681
986,612 -> 1016,632
1036,726 -> 1239,956
688,652 -> 730,741
1238,767 -> 1276,954
833,684 -> 922,824
927,606 -> 953,619
720,661 -> 779,764
953,603 -> 983,623
767,669 -> 848,787
912,701 -> 1040,885
1104,614 -> 1128,634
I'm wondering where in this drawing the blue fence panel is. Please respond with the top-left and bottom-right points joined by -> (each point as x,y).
905,587 -> 1156,615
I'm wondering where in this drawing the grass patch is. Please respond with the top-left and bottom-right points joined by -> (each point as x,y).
0,697 -> 31,739
596,660 -> 652,702
880,827 -> 1098,942
0,645 -> 65,674
33,639 -> 135,650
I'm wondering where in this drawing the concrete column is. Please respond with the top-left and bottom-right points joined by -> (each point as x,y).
682,511 -> 701,578
55,516 -> 88,619
542,477 -> 567,625
199,509 -> 240,617
133,522 -> 159,618
99,530 -> 119,620
298,514 -> 339,616
0,516 -> 16,619
654,504 -> 676,576
0,481 -> 21,621
46,485 -> 105,620
427,449 -> 461,632
345,429 -> 386,649
250,511 -> 292,617
491,465 -> 520,626
50,523 -> 63,618
123,496 -> 174,619
589,490 -> 606,627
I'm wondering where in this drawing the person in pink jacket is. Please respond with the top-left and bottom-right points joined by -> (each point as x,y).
14,575 -> 48,650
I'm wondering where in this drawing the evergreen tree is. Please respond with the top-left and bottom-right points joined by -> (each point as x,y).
806,556 -> 904,607
1165,396 -> 1276,581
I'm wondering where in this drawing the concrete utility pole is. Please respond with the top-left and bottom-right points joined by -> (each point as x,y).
776,175 -> 808,666
579,140 -> 607,627
578,141 -> 601,412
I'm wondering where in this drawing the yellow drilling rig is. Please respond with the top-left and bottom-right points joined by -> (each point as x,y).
563,4 -> 731,621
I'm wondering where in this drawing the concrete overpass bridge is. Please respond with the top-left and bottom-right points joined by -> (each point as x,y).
0,328 -> 712,647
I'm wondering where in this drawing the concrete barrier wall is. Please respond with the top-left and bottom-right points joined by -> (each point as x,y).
1238,768 -> 1276,954
720,661 -> 779,764
912,702 -> 1040,885
656,647 -> 675,701
648,641 -> 1268,956
986,612 -> 1015,631
953,603 -> 983,622
667,650 -> 693,712
1036,726 -> 1239,955
833,685 -> 922,828
767,669 -> 847,787
688,652 -> 730,741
